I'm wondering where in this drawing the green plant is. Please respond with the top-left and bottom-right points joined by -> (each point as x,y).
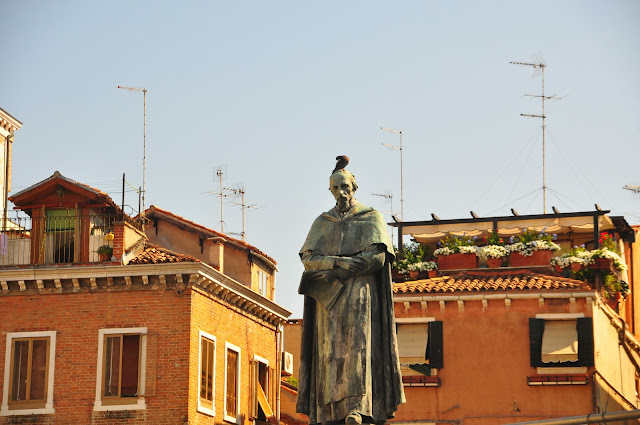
434,234 -> 477,256
603,274 -> 629,299
284,376 -> 298,388
393,243 -> 431,272
599,232 -> 617,252
483,231 -> 504,246
97,245 -> 113,256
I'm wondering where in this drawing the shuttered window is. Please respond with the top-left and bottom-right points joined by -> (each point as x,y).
529,318 -> 593,368
396,321 -> 443,376
224,343 -> 241,421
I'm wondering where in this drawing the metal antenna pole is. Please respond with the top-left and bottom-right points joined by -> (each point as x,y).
381,127 -> 404,221
219,169 -> 224,234
372,193 -> 394,241
510,61 -> 562,214
623,185 -> 640,194
117,85 -> 148,218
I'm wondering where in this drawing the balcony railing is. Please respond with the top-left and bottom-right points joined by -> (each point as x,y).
0,212 -> 121,267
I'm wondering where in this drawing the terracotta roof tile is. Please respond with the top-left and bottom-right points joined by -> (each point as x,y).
393,270 -> 589,295
128,244 -> 200,265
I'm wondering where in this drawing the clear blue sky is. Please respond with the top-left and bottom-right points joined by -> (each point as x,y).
3,1 -> 639,316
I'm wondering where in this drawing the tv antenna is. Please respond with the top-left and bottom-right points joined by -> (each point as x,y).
117,85 -> 147,220
372,193 -> 394,241
212,165 -> 228,233
381,127 -> 404,221
225,186 -> 263,241
623,185 -> 640,195
510,59 -> 562,214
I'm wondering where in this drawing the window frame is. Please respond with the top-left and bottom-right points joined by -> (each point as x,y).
93,327 -> 147,412
396,317 -> 443,377
224,342 -> 241,423
530,313 -> 593,373
250,354 -> 273,421
1,331 -> 56,417
197,330 -> 217,417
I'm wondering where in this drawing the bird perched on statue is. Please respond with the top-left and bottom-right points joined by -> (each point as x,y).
332,155 -> 350,174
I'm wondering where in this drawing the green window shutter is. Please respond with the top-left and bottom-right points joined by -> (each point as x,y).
529,318 -> 545,367
577,317 -> 594,367
427,321 -> 444,369
45,209 -> 75,231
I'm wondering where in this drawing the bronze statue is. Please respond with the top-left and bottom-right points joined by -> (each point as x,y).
297,157 -> 405,425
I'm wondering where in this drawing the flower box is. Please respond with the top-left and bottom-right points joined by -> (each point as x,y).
509,250 -> 552,267
391,269 -> 405,282
437,253 -> 477,270
590,258 -> 612,270
486,257 -> 504,268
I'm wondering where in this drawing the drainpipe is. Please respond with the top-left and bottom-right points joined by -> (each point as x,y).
505,409 -> 640,425
276,323 -> 283,424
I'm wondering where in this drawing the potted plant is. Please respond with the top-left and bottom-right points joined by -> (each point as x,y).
603,274 -> 629,310
552,245 -> 592,272
434,234 -> 478,270
97,244 -> 113,262
479,232 -> 508,268
590,233 -> 628,272
507,227 -> 560,267
407,261 -> 438,279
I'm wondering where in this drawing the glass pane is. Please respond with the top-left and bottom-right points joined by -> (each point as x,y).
121,335 -> 140,397
104,336 -> 121,396
200,340 -> 208,399
206,341 -> 214,401
226,350 -> 238,416
11,340 -> 29,401
29,340 -> 48,400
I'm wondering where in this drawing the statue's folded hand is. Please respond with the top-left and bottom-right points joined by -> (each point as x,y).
335,257 -> 368,273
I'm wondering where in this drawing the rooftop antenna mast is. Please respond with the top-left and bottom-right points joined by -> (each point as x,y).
225,186 -> 262,241
510,60 -> 561,214
381,127 -> 404,221
623,185 -> 640,194
117,85 -> 147,219
372,193 -> 394,241
212,165 -> 228,233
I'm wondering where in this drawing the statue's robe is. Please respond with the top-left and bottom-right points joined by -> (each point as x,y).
296,201 -> 405,424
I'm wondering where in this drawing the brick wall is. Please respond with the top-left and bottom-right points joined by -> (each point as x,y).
0,287 -> 192,424
188,286 -> 279,425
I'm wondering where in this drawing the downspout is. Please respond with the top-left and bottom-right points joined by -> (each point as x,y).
276,322 -> 283,424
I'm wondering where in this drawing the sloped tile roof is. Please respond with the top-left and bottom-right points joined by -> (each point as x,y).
128,244 -> 200,265
145,205 -> 277,265
393,270 -> 589,294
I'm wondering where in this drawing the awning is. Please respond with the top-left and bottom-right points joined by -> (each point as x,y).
541,320 -> 578,363
408,215 -> 615,244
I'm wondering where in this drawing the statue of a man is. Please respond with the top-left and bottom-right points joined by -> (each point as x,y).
296,158 -> 405,425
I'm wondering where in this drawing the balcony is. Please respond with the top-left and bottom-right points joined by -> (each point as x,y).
0,212 -> 128,267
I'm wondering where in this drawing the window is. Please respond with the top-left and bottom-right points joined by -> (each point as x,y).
198,331 -> 216,416
396,320 -> 443,377
258,270 -> 268,297
250,355 -> 274,423
529,315 -> 594,370
224,342 -> 241,423
44,208 -> 77,263
94,328 -> 147,411
1,331 -> 56,416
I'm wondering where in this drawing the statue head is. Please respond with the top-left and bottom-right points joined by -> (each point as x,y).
329,170 -> 357,213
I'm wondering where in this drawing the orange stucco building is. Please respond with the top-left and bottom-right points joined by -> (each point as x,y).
0,172 -> 291,424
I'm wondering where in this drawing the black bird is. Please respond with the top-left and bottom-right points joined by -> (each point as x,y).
333,155 -> 350,174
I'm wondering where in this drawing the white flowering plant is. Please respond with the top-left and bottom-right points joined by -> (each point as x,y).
408,261 -> 438,272
478,245 -> 509,260
551,245 -> 593,268
506,227 -> 560,256
434,234 -> 478,256
592,248 -> 627,272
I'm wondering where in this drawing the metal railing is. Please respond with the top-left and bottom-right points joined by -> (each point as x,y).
0,212 -> 119,267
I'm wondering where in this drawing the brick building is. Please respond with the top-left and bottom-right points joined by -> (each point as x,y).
0,172 -> 290,424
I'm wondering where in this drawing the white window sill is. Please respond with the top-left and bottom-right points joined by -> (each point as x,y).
536,366 -> 587,374
1,406 -> 55,416
93,399 -> 146,411
197,405 -> 215,417
224,414 -> 239,423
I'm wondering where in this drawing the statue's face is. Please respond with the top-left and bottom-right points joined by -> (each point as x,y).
330,173 -> 355,213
